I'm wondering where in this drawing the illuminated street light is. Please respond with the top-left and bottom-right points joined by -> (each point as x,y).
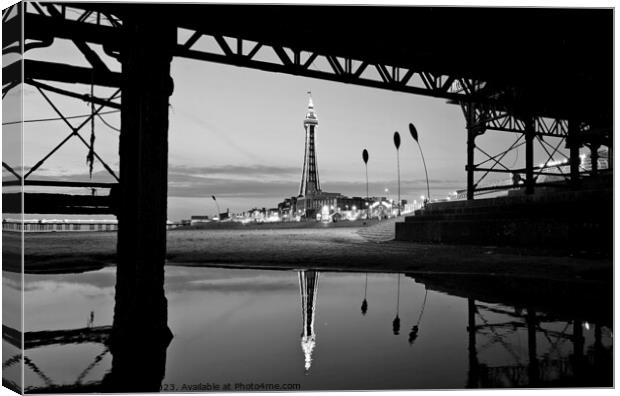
409,123 -> 431,205
211,195 -> 221,221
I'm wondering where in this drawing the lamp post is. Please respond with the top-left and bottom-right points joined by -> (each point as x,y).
362,149 -> 370,219
393,131 -> 401,216
409,123 -> 431,205
211,195 -> 221,221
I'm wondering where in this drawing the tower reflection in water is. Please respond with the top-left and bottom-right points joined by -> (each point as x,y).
10,268 -> 612,390
299,270 -> 319,372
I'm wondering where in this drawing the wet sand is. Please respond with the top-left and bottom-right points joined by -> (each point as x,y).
7,224 -> 611,285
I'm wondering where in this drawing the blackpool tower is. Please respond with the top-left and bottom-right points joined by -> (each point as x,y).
299,92 -> 321,197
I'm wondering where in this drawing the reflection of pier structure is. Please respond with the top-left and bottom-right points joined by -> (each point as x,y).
299,270 -> 320,372
408,273 -> 612,388
466,299 -> 612,387
3,325 -> 111,392
4,286 -> 171,392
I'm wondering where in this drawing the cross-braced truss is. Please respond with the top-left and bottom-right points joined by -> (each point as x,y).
3,3 -> 122,214
460,100 -> 610,199
2,2 -> 612,213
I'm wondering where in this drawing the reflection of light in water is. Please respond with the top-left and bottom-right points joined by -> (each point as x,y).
299,270 -> 319,372
301,334 -> 316,371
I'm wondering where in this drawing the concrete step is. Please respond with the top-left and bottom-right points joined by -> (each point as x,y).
357,217 -> 403,242
396,187 -> 612,252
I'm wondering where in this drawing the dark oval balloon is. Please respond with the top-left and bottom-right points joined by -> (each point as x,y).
393,131 -> 401,149
362,149 -> 369,164
409,123 -> 418,142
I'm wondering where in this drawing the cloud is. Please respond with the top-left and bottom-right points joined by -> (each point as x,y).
168,164 -> 299,178
12,162 -> 464,201
167,163 -> 301,198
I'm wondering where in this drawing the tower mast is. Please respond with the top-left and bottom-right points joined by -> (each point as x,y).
299,91 -> 320,196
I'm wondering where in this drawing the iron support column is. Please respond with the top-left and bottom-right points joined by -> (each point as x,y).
108,12 -> 175,392
524,118 -> 535,195
607,141 -> 613,172
466,298 -> 479,388
568,120 -> 581,188
527,308 -> 539,386
465,105 -> 477,200
466,129 -> 475,200
590,144 -> 600,176
572,319 -> 585,381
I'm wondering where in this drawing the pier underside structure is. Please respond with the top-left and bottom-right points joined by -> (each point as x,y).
3,4 -> 612,210
2,2 -> 613,375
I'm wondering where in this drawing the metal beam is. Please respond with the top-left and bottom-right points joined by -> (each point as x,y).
22,11 -> 121,47
524,117 -> 535,195
175,45 -> 493,105
18,59 -> 122,87
3,192 -> 113,214
26,79 -> 121,109
3,180 -> 117,188
568,120 -> 581,188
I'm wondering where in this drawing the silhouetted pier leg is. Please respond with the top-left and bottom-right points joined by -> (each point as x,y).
607,140 -> 613,172
568,120 -> 581,188
590,143 -> 600,176
465,105 -> 481,201
594,324 -> 602,352
572,320 -> 584,383
466,298 -> 479,388
591,323 -> 611,385
106,12 -> 176,392
524,118 -> 535,195
526,308 -> 539,386
466,128 -> 475,200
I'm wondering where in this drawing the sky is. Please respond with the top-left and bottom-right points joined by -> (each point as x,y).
4,9 -> 571,221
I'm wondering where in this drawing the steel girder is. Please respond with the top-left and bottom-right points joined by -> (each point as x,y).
3,2 -> 612,204
2,4 -> 121,213
6,3 -> 610,126
459,99 -> 613,198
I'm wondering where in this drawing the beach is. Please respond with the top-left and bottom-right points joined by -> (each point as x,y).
7,222 -> 611,286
